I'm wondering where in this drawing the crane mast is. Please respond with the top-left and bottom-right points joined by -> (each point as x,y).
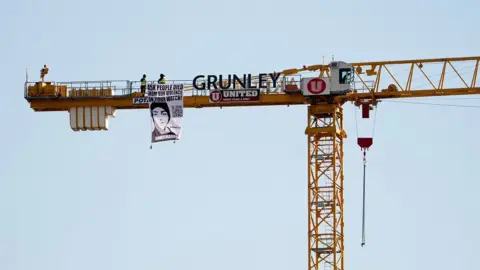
307,104 -> 345,270
24,56 -> 480,270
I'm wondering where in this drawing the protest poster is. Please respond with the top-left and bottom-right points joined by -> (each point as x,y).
134,83 -> 184,143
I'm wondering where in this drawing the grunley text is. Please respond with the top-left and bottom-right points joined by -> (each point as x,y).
192,73 -> 281,90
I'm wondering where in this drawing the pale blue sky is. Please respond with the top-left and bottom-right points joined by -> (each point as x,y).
1,0 -> 479,269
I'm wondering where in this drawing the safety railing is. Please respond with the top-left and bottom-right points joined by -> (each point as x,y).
23,76 -> 375,100
24,77 -> 296,99
349,80 -> 375,94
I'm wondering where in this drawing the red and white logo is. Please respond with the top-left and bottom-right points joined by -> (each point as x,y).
209,90 -> 222,102
306,78 -> 326,94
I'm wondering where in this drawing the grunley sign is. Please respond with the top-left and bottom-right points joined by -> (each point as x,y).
192,73 -> 281,90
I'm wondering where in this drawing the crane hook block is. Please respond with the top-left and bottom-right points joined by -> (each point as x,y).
358,138 -> 373,150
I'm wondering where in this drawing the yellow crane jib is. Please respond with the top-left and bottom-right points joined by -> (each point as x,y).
23,56 -> 480,270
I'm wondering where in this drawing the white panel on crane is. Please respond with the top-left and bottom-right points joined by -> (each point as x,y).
300,77 -> 331,96
77,107 -> 85,131
98,106 -> 107,130
68,106 -> 113,131
106,106 -> 116,117
84,107 -> 91,129
91,106 -> 99,130
69,107 -> 79,131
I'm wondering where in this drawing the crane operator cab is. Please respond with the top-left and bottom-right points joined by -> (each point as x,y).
300,61 -> 354,97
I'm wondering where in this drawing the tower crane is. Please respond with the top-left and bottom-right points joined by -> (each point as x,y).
24,56 -> 480,270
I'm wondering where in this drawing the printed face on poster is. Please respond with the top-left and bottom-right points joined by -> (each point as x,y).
145,83 -> 184,143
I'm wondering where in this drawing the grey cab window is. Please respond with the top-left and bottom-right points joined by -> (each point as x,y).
339,68 -> 352,84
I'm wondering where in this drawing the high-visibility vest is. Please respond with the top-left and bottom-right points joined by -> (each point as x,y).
159,77 -> 166,84
141,78 -> 146,86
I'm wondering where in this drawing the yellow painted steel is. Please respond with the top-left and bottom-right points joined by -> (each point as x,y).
27,93 -> 309,111
26,56 -> 480,112
23,55 -> 480,270
307,104 -> 345,270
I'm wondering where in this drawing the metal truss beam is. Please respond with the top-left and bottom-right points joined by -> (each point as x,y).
306,104 -> 346,270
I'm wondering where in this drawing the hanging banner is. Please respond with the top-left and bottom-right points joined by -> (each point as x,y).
143,83 -> 184,143
209,89 -> 260,103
